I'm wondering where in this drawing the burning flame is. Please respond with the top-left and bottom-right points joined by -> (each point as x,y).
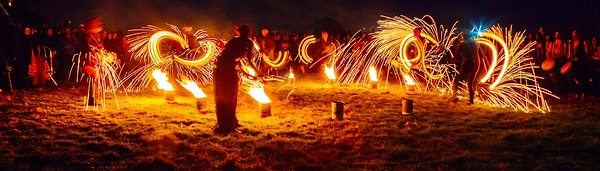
248,87 -> 272,104
289,69 -> 295,79
325,65 -> 336,79
179,79 -> 207,98
151,69 -> 174,91
369,66 -> 378,82
247,67 -> 257,77
403,75 -> 416,86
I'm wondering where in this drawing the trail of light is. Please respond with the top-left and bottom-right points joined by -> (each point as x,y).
475,39 -> 499,83
476,31 -> 510,89
472,25 -> 557,112
263,51 -> 290,69
298,35 -> 316,64
341,15 -> 456,90
334,15 -> 556,112
148,31 -> 188,65
125,24 -> 221,91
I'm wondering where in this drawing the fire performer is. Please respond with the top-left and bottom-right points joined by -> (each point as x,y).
213,24 -> 254,134
82,17 -> 104,106
451,31 -> 480,105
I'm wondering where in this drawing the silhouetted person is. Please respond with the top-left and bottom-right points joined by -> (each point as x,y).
213,24 -> 254,135
311,30 -> 337,75
568,29 -> 590,100
82,17 -> 104,106
451,31 -> 480,105
256,27 -> 276,74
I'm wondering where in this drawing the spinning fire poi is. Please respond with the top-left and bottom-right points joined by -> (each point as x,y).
125,24 -> 222,102
298,30 -> 341,82
334,15 -> 456,92
334,15 -> 556,112
75,17 -> 122,110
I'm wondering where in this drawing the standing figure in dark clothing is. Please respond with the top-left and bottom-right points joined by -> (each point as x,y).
213,25 -> 254,135
82,17 -> 104,106
451,31 -> 480,105
257,27 -> 276,74
567,29 -> 589,100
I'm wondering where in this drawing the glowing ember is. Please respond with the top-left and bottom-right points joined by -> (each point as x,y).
248,87 -> 271,104
179,79 -> 207,98
325,65 -> 336,79
369,66 -> 378,82
151,69 -> 174,91
289,71 -> 295,79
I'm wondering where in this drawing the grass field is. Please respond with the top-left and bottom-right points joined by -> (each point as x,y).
1,77 -> 599,171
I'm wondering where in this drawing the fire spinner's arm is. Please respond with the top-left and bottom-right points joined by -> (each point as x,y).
236,38 -> 262,79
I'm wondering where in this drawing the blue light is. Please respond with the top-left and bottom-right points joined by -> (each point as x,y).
469,20 -> 493,38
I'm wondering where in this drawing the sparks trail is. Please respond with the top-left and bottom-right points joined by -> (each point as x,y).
333,15 -> 556,112
125,24 -> 222,92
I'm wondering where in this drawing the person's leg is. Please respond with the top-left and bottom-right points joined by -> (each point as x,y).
214,73 -> 239,134
467,71 -> 476,104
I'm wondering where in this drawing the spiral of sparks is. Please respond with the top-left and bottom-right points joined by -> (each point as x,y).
472,25 -> 557,112
84,48 -> 123,111
333,15 -> 556,112
124,24 -> 222,91
335,15 -> 457,92
297,35 -> 340,67
254,42 -> 291,69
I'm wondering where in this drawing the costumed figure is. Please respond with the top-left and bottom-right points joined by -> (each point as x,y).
213,25 -> 255,135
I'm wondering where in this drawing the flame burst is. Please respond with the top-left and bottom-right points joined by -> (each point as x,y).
369,66 -> 379,82
179,78 -> 207,98
241,76 -> 272,104
325,65 -> 336,80
124,24 -> 222,92
151,69 -> 174,91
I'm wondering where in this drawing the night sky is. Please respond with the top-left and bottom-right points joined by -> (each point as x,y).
4,0 -> 600,36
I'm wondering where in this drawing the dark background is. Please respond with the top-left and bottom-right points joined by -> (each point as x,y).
2,0 -> 599,37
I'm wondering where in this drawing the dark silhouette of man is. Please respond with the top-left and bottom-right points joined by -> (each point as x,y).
451,31 -> 480,105
213,24 -> 254,135
257,27 -> 276,74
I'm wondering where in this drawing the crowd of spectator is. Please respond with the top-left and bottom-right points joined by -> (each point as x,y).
1,17 -> 599,99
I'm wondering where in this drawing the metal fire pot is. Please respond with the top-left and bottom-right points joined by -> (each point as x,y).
165,90 -> 175,101
196,97 -> 207,111
402,98 -> 413,115
331,101 -> 344,120
259,103 -> 271,118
